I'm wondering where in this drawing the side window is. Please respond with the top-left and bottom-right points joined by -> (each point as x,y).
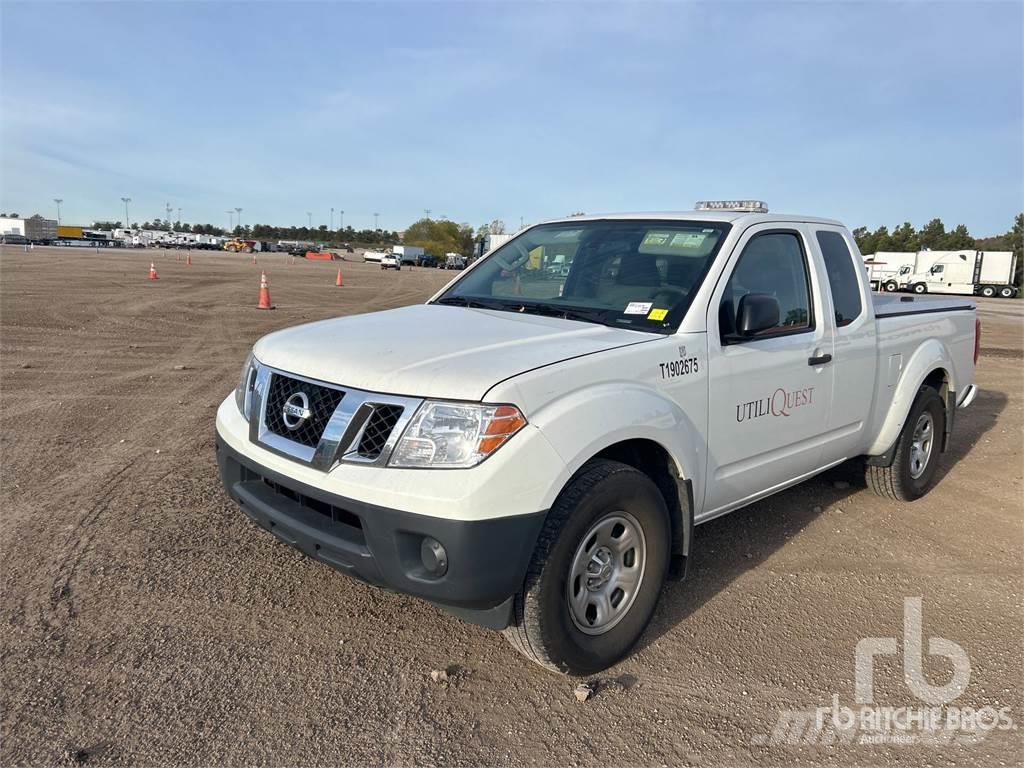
816,230 -> 863,328
719,231 -> 812,340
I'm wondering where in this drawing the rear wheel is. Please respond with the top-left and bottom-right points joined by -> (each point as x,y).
981,285 -> 996,297
999,286 -> 1015,298
912,283 -> 928,294
884,281 -> 898,292
866,385 -> 945,501
503,459 -> 670,675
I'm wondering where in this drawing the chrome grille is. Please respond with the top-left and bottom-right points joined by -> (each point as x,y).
357,405 -> 404,459
264,373 -> 344,448
250,364 -> 422,470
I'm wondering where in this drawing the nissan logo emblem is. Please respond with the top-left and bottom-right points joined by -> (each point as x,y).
282,391 -> 312,430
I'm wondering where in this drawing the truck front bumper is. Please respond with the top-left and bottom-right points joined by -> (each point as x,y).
216,435 -> 546,629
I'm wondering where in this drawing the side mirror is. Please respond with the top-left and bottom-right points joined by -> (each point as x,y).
736,293 -> 780,337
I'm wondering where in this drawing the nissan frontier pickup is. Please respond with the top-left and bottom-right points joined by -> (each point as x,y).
216,201 -> 979,674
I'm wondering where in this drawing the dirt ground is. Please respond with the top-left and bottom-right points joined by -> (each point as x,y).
2,246 -> 1021,767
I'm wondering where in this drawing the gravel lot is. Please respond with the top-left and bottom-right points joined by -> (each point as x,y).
2,246 -> 1021,767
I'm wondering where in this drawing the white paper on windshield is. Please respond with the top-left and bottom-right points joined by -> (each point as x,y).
624,301 -> 653,315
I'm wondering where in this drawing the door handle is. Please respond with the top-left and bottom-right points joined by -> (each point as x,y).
808,354 -> 833,366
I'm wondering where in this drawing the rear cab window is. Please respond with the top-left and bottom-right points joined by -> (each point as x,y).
815,230 -> 863,327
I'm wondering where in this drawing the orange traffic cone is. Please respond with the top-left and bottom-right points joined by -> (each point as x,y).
186,252 -> 192,266
335,268 -> 344,287
148,262 -> 159,280
257,271 -> 274,310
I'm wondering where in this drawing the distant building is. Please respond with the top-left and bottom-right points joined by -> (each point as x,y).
0,216 -> 25,236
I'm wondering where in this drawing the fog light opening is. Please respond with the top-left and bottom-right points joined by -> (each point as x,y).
420,537 -> 448,577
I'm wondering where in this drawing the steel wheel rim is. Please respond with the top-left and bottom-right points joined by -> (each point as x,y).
909,411 -> 935,479
567,512 -> 646,636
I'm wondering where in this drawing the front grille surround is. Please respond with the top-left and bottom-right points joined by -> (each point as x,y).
248,363 -> 422,471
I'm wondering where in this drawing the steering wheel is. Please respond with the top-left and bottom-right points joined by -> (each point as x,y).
651,286 -> 686,306
496,241 -> 531,273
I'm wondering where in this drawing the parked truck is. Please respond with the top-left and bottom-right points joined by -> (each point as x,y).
391,245 -> 425,265
217,202 -> 980,675
864,251 -> 917,291
900,250 -> 1017,298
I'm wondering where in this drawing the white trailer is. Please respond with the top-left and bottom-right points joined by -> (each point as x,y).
0,217 -> 26,236
392,245 -> 425,264
902,250 -> 1017,298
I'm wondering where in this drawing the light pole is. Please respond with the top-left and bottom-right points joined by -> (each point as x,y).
226,210 -> 234,232
424,209 -> 431,219
121,197 -> 131,229
235,207 -> 242,233
166,203 -> 173,229
374,212 -> 380,231
177,207 -> 182,226
307,212 -> 312,229
330,207 -> 334,230
54,198 -> 63,225
339,210 -> 344,230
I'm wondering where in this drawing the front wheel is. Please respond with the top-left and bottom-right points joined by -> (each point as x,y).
912,283 -> 928,294
503,459 -> 670,675
884,281 -> 898,292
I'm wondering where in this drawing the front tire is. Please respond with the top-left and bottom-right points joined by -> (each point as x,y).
884,281 -> 898,292
503,459 -> 670,675
866,385 -> 945,501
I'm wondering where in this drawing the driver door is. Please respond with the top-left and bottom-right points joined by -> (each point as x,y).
703,225 -> 834,518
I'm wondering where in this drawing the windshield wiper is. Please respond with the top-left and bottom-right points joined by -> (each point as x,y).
436,296 -> 616,328
434,296 -> 510,311
507,301 -> 613,326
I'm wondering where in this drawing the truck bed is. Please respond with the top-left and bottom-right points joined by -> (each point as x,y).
871,292 -> 975,318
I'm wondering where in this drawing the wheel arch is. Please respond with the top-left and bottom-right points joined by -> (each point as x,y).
590,438 -> 694,580
866,340 -> 956,461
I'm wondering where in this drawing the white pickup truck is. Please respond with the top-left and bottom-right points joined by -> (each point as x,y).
216,202 -> 980,675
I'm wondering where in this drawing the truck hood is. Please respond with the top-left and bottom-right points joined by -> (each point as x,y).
253,304 -> 655,401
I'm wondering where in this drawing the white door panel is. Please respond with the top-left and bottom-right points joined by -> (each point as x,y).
704,224 -> 834,515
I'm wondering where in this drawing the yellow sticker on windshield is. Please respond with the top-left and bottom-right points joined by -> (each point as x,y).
648,308 -> 669,321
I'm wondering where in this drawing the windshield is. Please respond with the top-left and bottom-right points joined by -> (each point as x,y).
435,219 -> 730,333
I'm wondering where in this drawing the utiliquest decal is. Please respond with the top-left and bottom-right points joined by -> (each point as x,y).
736,386 -> 815,422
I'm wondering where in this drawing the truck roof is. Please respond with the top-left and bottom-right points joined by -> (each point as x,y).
538,210 -> 846,228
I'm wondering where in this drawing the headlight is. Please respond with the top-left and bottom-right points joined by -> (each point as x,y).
234,351 -> 258,419
389,401 -> 527,468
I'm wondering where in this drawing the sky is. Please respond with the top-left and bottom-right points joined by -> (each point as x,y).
1,1 -> 1021,236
